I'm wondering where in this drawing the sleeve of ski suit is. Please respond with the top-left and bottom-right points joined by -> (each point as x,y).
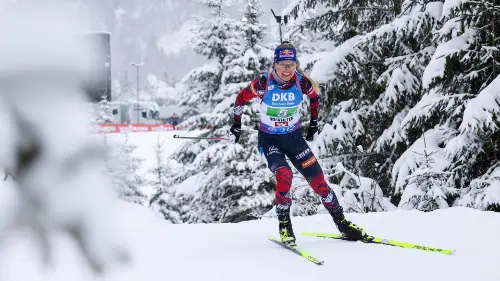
299,76 -> 320,122
233,75 -> 267,124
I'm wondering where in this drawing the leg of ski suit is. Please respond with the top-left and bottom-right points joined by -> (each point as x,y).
259,129 -> 371,242
258,129 -> 341,215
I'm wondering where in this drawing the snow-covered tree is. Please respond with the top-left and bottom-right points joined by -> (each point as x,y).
281,0 -> 500,214
290,179 -> 325,216
331,163 -> 395,212
288,0 -> 490,211
96,94 -> 112,147
186,0 -> 275,223
351,0 -> 442,199
177,0 -> 237,120
454,75 -> 500,211
223,0 -> 270,84
177,62 -> 222,120
96,94 -> 113,124
459,162 -> 500,212
107,133 -> 147,205
284,0 -> 392,177
285,0 -> 399,42
290,160 -> 395,215
148,137 -> 183,223
152,0 -> 276,223
400,0 -> 500,209
397,130 -> 457,211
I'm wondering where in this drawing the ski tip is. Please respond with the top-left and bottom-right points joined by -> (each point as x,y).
306,256 -> 325,265
173,134 -> 179,138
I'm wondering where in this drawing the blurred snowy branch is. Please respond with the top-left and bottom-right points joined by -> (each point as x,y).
0,2 -> 130,278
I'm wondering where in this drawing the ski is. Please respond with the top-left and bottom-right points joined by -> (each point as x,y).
268,236 -> 324,265
301,232 -> 456,255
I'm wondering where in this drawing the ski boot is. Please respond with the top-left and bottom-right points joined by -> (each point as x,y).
277,212 -> 296,246
331,210 -> 373,242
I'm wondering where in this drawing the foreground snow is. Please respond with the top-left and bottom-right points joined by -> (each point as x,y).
1,200 -> 499,281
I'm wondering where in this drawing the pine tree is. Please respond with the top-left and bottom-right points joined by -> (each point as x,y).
94,94 -> 113,146
152,0 -> 275,223
352,0 -> 442,200
177,0 -> 237,120
96,94 -> 113,124
107,133 -> 147,205
283,0 -> 500,213
288,1 -> 459,209
332,162 -> 395,213
400,0 -> 500,210
187,0 -> 275,223
178,62 -> 222,120
286,0 -> 400,42
455,75 -> 500,210
278,0 -> 384,214
285,0 -> 398,177
148,136 -> 183,223
398,131 -> 457,211
290,178 -> 325,216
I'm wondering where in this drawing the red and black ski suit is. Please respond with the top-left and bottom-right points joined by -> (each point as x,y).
233,71 -> 342,215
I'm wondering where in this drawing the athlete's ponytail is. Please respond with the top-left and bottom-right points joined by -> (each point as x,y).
296,59 -> 321,95
275,42 -> 321,95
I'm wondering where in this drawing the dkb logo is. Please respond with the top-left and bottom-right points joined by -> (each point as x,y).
272,92 -> 295,102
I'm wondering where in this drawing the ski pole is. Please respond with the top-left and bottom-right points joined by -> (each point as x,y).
319,151 -> 390,159
173,135 -> 230,141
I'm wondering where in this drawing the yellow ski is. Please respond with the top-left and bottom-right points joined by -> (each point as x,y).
302,232 -> 456,255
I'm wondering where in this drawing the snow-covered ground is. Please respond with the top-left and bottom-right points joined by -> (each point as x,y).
1,131 -> 499,281
1,199 -> 499,281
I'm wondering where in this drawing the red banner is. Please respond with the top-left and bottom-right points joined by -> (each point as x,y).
92,124 -> 182,134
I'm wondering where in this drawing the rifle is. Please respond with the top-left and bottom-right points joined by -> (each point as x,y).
271,9 -> 289,44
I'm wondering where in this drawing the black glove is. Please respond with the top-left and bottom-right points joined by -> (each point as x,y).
230,121 -> 241,143
305,119 -> 318,141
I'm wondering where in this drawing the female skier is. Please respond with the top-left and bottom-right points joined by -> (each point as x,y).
230,42 -> 372,245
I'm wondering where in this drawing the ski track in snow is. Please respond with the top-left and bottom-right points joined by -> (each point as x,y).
1,131 -> 499,281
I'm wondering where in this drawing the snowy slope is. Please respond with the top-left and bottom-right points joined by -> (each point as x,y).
1,199 -> 499,281
2,131 -> 499,281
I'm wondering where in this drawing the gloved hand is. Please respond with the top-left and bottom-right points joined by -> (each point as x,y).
229,121 -> 241,143
305,119 -> 318,141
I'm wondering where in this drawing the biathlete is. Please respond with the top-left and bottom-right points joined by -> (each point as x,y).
230,41 -> 372,245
